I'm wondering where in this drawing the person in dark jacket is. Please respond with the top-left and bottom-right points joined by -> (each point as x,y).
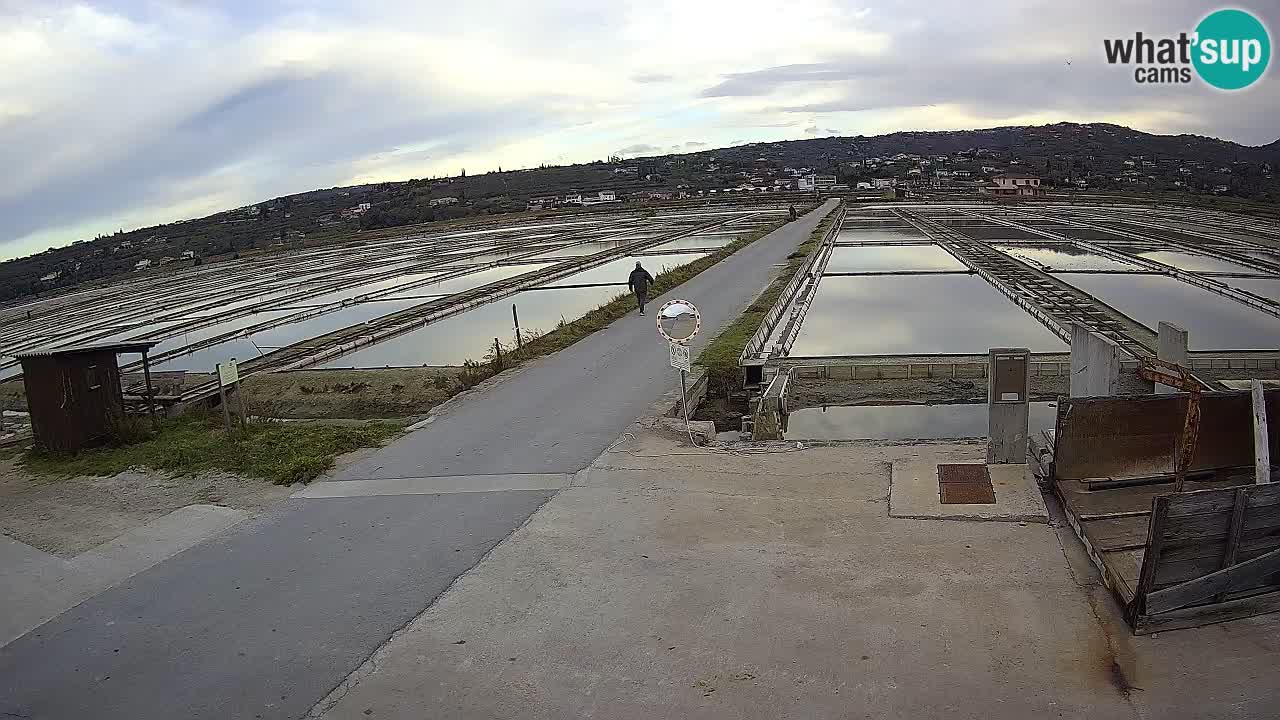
628,261 -> 655,316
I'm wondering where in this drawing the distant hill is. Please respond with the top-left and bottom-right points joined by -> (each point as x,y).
2,122 -> 1276,307
695,122 -> 1276,171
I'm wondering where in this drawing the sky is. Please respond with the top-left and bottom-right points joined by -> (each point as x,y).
2,1 -> 1276,261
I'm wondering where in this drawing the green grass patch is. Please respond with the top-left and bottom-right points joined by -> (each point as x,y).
22,415 -> 402,484
694,208 -> 839,389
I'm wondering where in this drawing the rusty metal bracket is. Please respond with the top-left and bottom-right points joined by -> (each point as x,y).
1138,358 -> 1202,492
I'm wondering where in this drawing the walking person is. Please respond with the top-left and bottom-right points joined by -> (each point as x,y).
628,261 -> 655,316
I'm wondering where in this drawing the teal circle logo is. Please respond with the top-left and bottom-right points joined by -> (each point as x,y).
1193,9 -> 1270,90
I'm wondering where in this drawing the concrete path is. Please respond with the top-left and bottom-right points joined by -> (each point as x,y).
0,200 -> 836,720
0,505 -> 247,647
312,427 -> 1280,720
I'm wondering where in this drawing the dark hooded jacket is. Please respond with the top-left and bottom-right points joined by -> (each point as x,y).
628,266 -> 654,293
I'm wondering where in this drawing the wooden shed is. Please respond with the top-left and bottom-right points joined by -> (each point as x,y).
16,341 -> 159,452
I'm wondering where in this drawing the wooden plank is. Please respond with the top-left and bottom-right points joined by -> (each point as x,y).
1145,547 -> 1280,614
1131,495 -> 1170,622
1081,515 -> 1151,552
1077,510 -> 1152,522
1162,503 -> 1280,542
1164,482 -> 1280,519
1255,379 -> 1272,485
1216,488 -> 1249,602
1136,589 -> 1280,635
1055,392 -> 1264,482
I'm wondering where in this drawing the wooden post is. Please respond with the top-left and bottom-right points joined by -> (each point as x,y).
1215,487 -> 1249,602
1253,379 -> 1271,484
235,383 -> 249,427
141,348 -> 157,423
513,304 -> 522,349
216,371 -> 232,432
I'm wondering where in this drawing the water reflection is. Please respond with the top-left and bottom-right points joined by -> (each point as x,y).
1137,250 -> 1259,274
1228,278 -> 1280,304
825,244 -> 964,273
791,275 -> 1067,356
835,228 -> 928,243
1059,273 -> 1280,350
318,285 -> 625,367
992,244 -> 1139,272
784,401 -> 1057,441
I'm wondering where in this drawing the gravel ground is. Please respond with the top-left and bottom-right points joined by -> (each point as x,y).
0,454 -> 293,557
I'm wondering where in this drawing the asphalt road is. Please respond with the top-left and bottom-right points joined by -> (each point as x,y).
335,199 -> 836,480
0,200 -> 835,720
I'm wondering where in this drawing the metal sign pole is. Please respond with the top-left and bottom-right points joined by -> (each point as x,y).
679,367 -> 691,430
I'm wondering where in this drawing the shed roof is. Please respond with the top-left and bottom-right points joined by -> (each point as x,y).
15,340 -> 160,360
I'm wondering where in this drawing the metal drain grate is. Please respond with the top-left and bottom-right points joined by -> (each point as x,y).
938,463 -> 996,504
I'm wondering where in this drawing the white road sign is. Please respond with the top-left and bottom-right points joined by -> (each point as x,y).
669,341 -> 691,372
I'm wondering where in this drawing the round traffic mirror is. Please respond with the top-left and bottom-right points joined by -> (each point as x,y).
657,299 -> 701,343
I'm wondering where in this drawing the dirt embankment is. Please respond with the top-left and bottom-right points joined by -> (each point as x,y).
240,367 -> 470,419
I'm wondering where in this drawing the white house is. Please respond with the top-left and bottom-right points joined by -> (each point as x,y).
796,175 -> 816,191
873,178 -> 897,189
134,259 -> 152,271
813,175 -> 837,188
180,250 -> 196,260
982,173 -> 1045,198
563,193 -> 583,205
429,196 -> 459,207
856,181 -> 873,190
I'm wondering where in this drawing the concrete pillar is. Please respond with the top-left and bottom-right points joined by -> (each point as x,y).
1070,323 -> 1121,398
988,348 -> 1030,464
1157,322 -> 1189,394
1070,324 -> 1091,398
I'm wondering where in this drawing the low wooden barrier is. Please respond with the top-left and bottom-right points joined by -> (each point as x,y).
1052,389 -> 1280,633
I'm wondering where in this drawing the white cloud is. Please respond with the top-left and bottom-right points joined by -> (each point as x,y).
0,0 -> 1275,259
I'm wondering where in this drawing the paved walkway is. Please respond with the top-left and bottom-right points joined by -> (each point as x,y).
314,428 -> 1280,720
0,200 -> 837,720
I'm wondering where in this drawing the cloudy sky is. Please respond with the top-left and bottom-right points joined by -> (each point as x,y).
2,1 -> 1275,261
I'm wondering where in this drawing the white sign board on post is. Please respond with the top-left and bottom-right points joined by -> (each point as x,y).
669,341 -> 691,372
215,358 -> 242,431
217,358 -> 239,387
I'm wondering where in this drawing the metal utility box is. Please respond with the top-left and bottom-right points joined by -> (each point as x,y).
988,348 -> 1030,464
16,341 -> 159,452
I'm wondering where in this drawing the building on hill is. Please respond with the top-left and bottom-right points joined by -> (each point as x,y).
982,173 -> 1045,198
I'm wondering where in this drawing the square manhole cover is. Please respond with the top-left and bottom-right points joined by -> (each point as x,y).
938,463 -> 996,505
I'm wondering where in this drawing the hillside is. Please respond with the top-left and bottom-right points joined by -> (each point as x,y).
3,122 -> 1276,307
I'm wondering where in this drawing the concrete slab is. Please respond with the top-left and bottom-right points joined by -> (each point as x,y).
68,504 -> 248,585
294,473 -> 573,498
0,491 -> 555,720
0,536 -> 99,649
2,505 -> 247,648
310,432 -> 1142,720
890,459 -> 1048,523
